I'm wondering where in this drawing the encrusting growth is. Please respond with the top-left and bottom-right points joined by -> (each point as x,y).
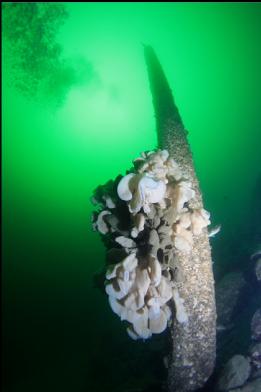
92,149 -> 211,341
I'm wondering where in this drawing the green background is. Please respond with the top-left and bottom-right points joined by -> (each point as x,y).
2,3 -> 261,391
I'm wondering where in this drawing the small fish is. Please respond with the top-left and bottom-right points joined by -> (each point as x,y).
216,324 -> 226,332
216,323 -> 234,332
208,224 -> 221,238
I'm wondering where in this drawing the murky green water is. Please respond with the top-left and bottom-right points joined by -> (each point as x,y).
2,3 -> 261,392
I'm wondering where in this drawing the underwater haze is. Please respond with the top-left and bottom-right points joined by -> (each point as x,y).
2,3 -> 261,392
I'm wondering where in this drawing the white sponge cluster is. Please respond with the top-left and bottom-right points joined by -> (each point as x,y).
105,253 -> 172,340
92,149 -> 211,340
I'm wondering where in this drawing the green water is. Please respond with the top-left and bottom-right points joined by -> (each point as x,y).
2,3 -> 261,392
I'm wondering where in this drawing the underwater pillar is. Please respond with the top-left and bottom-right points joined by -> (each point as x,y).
144,45 -> 216,391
